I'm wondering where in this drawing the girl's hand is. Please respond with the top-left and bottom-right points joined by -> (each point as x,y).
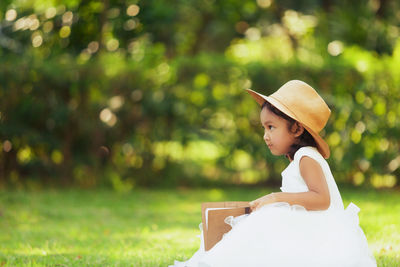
249,193 -> 277,212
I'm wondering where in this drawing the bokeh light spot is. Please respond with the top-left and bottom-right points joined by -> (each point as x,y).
355,121 -> 366,133
245,27 -> 261,41
43,21 -> 53,33
194,73 -> 210,88
3,140 -> 12,152
29,18 -> 40,31
109,95 -> 125,110
131,90 -> 143,102
122,143 -> 133,156
127,5 -> 140,16
371,174 -> 396,188
356,60 -> 368,72
257,0 -> 272,8
353,172 -> 365,186
51,150 -> 63,164
100,108 -> 117,127
351,129 -> 361,144
327,40 -> 344,56
5,9 -> 17,21
235,21 -> 249,34
62,11 -> 73,25
124,19 -> 137,31
328,132 -> 341,147
59,26 -> 71,38
106,39 -> 119,51
32,35 -> 43,47
31,31 -> 43,47
17,146 -> 33,164
45,7 -> 57,19
388,156 -> 400,172
88,41 -> 99,53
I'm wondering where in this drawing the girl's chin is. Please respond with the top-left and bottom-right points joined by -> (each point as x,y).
268,147 -> 277,155
269,148 -> 284,156
270,151 -> 279,156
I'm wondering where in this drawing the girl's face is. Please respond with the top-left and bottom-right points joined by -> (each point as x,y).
260,107 -> 300,159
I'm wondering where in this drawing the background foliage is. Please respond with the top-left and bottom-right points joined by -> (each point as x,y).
1,0 -> 400,189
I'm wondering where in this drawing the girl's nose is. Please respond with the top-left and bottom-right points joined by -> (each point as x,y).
264,131 -> 270,142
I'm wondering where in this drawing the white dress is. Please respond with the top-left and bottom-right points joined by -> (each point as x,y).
169,146 -> 377,267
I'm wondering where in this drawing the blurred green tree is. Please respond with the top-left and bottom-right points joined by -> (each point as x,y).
0,0 -> 399,189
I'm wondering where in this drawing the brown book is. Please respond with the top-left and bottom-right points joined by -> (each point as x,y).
201,201 -> 251,251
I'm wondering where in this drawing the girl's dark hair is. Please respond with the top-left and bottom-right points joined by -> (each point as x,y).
261,101 -> 317,160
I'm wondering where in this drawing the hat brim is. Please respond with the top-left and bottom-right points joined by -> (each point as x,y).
246,88 -> 330,159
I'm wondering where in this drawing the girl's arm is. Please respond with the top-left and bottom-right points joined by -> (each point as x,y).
250,156 -> 330,211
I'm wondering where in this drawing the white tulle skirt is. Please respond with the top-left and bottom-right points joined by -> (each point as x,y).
169,202 -> 376,267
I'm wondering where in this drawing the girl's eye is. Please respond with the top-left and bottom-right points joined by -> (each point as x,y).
268,125 -> 274,130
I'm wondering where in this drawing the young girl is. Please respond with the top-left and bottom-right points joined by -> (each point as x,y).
170,80 -> 376,267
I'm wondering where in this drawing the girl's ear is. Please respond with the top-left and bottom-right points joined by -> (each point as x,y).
293,122 -> 304,137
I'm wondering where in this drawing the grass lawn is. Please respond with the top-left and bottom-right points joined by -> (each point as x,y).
0,187 -> 399,266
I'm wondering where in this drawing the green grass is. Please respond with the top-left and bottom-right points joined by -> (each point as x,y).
0,187 -> 399,266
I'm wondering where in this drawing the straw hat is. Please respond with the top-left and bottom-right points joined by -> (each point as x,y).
246,80 -> 331,159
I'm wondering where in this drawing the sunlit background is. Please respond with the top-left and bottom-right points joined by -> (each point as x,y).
1,0 -> 400,190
